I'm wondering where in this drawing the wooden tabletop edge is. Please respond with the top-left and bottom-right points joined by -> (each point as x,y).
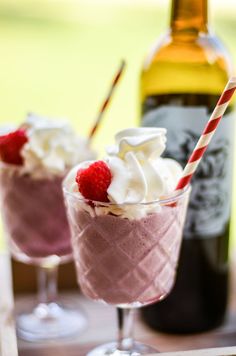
149,345 -> 236,355
0,252 -> 18,356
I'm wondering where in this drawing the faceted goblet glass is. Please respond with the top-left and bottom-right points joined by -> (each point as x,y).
64,185 -> 190,355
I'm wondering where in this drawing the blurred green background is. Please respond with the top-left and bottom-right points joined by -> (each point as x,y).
0,0 -> 236,251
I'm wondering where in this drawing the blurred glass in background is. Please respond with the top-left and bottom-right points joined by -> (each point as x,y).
0,0 -> 235,250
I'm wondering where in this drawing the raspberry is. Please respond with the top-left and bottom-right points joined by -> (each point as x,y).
76,161 -> 112,202
0,129 -> 28,165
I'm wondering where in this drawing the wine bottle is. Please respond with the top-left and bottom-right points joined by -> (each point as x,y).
140,0 -> 234,333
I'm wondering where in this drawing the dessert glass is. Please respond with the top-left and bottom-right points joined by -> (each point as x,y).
63,184 -> 191,355
0,163 -> 87,341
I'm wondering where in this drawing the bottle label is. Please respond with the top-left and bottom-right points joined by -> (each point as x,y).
142,105 -> 234,239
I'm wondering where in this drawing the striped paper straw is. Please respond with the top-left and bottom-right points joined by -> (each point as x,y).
176,77 -> 236,190
88,60 -> 126,140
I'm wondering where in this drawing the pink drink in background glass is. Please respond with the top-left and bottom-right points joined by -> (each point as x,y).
0,164 -> 71,263
0,114 -> 95,341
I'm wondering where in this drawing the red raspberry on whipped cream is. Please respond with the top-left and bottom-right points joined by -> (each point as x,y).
76,160 -> 112,202
0,129 -> 28,165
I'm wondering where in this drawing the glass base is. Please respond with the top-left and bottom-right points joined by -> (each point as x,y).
17,302 -> 87,341
87,340 -> 158,355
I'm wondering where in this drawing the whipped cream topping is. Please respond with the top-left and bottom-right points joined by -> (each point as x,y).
64,127 -> 183,219
20,113 -> 95,178
106,127 -> 182,204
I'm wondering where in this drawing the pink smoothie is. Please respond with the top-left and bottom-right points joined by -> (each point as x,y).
0,166 -> 71,260
70,201 -> 187,306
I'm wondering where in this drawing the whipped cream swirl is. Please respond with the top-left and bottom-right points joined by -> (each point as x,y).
64,127 -> 183,219
21,113 -> 95,178
106,127 -> 182,204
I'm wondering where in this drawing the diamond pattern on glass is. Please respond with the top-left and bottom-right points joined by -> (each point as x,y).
67,198 -> 188,306
155,263 -> 175,295
118,224 -> 155,261
98,249 -> 134,280
94,214 -> 134,243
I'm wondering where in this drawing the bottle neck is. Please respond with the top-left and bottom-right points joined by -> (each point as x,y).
171,0 -> 208,34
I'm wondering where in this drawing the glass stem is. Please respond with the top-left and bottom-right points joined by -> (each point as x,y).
117,307 -> 135,351
37,264 -> 59,304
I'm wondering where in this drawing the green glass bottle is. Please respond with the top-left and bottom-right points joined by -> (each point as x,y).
140,0 -> 234,333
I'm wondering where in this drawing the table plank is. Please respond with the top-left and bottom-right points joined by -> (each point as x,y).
0,252 -> 18,356
149,347 -> 236,355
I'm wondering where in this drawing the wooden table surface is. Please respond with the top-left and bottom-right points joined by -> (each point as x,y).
2,251 -> 236,356
0,252 -> 18,356
16,292 -> 236,356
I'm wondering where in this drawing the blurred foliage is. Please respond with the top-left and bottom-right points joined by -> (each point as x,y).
0,0 -> 236,250
0,1 -> 235,147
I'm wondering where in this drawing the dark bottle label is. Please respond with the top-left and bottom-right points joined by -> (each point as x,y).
142,95 -> 234,240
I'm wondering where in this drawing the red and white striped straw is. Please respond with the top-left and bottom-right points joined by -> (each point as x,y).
88,60 -> 126,140
176,77 -> 236,191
